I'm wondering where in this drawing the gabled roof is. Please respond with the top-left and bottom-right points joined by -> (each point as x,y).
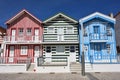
43,13 -> 78,23
114,12 -> 120,18
79,12 -> 115,24
6,9 -> 42,24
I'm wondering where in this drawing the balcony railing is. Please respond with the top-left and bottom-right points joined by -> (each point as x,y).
89,54 -> 120,64
4,36 -> 42,43
90,33 -> 108,41
43,34 -> 79,42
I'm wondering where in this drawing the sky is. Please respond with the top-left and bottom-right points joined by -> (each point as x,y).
0,0 -> 120,28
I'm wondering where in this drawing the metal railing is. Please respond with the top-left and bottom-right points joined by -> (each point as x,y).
37,57 -> 68,66
3,36 -> 42,43
90,33 -> 108,40
89,54 -> 120,64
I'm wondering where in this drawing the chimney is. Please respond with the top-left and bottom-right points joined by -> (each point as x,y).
109,13 -> 114,18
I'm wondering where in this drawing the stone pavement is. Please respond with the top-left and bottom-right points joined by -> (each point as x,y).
0,72 -> 120,80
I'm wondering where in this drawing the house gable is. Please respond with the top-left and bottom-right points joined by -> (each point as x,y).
79,12 -> 115,24
43,13 -> 78,25
6,9 -> 42,27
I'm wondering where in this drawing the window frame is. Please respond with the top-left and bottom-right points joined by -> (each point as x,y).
66,27 -> 74,34
46,46 -> 51,53
26,28 -> 32,35
106,44 -> 111,53
70,46 -> 75,52
20,46 -> 28,55
18,28 -> 24,35
94,26 -> 99,34
56,46 -> 65,54
106,27 -> 112,36
47,27 -> 54,33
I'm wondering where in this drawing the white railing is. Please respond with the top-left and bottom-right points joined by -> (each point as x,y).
3,36 -> 42,43
43,34 -> 79,42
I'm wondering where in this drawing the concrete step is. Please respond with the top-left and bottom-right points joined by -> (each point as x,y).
70,63 -> 81,73
27,64 -> 35,71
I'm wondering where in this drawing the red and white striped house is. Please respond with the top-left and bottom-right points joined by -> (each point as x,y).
2,9 -> 43,63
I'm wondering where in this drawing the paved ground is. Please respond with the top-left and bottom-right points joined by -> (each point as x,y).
0,72 -> 120,80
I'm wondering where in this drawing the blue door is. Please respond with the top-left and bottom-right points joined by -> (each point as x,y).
94,43 -> 102,60
94,26 -> 100,39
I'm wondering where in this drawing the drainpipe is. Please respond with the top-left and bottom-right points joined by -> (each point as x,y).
79,20 -> 85,76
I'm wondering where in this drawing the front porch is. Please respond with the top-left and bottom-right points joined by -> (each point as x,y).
0,56 -> 79,73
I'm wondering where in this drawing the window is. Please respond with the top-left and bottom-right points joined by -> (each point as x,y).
57,46 -> 64,54
46,46 -> 51,53
19,28 -> 23,35
48,27 -> 54,33
21,46 -> 28,55
26,28 -> 32,35
57,28 -> 64,34
106,44 -> 111,53
107,27 -> 112,36
94,26 -> 99,34
83,29 -> 87,36
67,27 -> 73,34
70,46 -> 75,52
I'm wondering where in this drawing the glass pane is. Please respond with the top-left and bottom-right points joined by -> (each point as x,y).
94,26 -> 99,33
70,46 -> 75,52
46,46 -> 51,53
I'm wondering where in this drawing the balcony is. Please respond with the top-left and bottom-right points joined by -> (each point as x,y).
89,33 -> 108,42
43,34 -> 79,44
3,36 -> 42,44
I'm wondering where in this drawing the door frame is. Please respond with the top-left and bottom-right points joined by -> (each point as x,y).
34,28 -> 39,42
11,29 -> 16,41
94,43 -> 102,60
8,45 -> 15,63
93,26 -> 100,40
57,27 -> 64,41
69,46 -> 76,62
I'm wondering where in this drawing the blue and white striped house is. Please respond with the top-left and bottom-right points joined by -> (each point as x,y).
79,12 -> 117,64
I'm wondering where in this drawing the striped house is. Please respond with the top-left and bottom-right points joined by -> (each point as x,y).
2,9 -> 43,64
79,12 -> 116,63
43,13 -> 79,64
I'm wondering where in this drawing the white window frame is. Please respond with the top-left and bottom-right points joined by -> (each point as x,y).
66,27 -> 74,34
56,46 -> 64,54
21,46 -> 28,55
48,27 -> 54,33
19,28 -> 24,35
26,28 -> 32,35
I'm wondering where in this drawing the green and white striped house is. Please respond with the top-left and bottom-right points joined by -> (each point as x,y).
43,13 -> 79,63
